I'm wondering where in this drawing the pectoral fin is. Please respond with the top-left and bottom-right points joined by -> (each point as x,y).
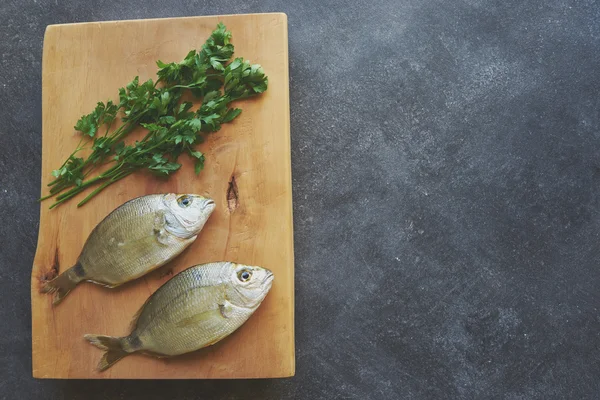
176,302 -> 233,328
219,301 -> 234,318
108,212 -> 169,253
153,210 -> 171,245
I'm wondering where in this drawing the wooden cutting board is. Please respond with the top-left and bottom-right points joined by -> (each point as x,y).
31,13 -> 294,379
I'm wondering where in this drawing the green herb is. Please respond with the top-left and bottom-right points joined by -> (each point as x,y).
41,23 -> 268,208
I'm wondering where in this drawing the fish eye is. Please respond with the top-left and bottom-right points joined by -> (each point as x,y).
177,195 -> 192,207
238,270 -> 252,282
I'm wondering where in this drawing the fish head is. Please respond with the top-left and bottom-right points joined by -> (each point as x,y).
162,193 -> 216,238
226,263 -> 274,308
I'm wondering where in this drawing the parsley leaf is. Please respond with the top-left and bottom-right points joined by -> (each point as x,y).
74,100 -> 119,137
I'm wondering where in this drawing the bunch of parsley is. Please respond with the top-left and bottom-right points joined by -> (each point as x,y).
41,23 -> 268,208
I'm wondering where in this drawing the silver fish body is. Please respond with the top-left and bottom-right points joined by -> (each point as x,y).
42,193 -> 215,305
84,262 -> 274,371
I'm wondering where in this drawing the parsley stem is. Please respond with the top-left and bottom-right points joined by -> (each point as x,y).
45,116 -> 140,197
53,164 -> 120,202
76,170 -> 133,207
48,164 -> 126,208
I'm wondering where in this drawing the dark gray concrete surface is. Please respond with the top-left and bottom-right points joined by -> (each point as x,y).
1,0 -> 600,398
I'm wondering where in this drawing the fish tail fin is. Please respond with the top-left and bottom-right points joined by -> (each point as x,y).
84,334 -> 131,371
40,264 -> 85,305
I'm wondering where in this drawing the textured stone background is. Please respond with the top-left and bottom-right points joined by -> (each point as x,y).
1,0 -> 599,398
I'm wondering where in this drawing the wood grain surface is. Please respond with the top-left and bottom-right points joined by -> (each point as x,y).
31,13 -> 294,379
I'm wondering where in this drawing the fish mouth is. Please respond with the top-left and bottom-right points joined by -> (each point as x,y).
179,199 -> 215,230
262,269 -> 275,284
201,199 -> 216,214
